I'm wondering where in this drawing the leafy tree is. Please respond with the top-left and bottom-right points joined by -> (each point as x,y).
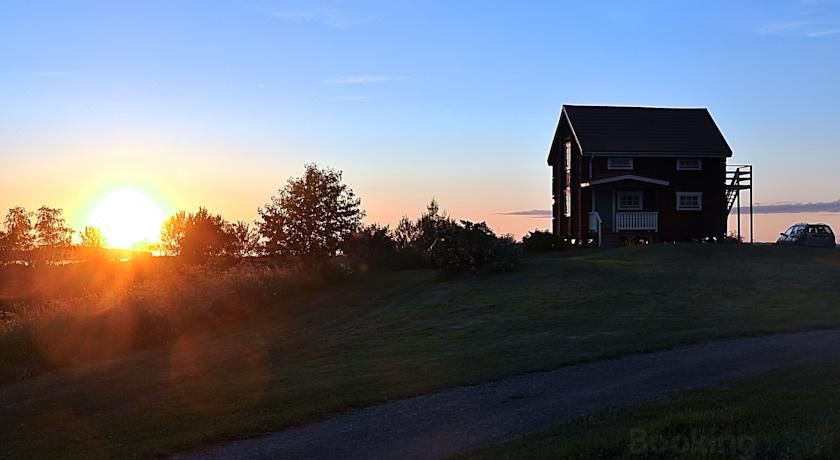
160,211 -> 188,256
393,216 -> 420,250
34,206 -> 73,249
180,208 -> 228,261
341,223 -> 395,271
0,207 -> 34,252
225,221 -> 260,257
80,226 -> 106,248
258,164 -> 364,258
161,208 -> 229,261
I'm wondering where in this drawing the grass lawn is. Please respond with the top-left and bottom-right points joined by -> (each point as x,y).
2,244 -> 840,458
466,358 -> 840,459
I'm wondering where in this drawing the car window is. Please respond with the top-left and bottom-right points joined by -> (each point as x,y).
785,226 -> 797,236
809,225 -> 833,234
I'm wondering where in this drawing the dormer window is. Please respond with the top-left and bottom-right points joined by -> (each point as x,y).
677,158 -> 702,171
607,157 -> 633,170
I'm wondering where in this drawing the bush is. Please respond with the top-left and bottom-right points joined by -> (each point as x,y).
435,221 -> 521,276
522,229 -> 568,254
341,224 -> 396,272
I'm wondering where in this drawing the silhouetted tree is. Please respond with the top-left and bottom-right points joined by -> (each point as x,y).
393,216 -> 420,249
225,221 -> 260,257
80,226 -> 106,248
258,164 -> 364,258
341,223 -> 395,271
160,208 -> 229,261
0,207 -> 34,252
180,208 -> 227,261
34,206 -> 73,249
160,211 -> 188,256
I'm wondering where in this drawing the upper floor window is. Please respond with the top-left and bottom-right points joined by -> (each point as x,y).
677,158 -> 702,171
564,143 -> 572,172
607,157 -> 633,170
617,191 -> 643,210
676,192 -> 703,211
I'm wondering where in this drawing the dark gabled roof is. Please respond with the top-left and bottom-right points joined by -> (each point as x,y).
554,105 -> 733,159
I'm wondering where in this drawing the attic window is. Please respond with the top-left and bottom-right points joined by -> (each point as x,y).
607,158 -> 633,170
677,159 -> 702,171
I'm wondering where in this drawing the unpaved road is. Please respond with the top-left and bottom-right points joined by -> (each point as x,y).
178,329 -> 840,460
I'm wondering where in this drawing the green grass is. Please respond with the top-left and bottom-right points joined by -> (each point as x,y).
2,245 -> 840,459
466,358 -> 840,459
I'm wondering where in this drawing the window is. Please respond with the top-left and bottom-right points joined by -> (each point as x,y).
676,192 -> 703,211
617,191 -> 643,210
677,159 -> 702,171
607,157 -> 633,170
564,191 -> 571,217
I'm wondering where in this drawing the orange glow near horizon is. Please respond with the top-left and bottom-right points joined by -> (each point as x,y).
86,188 -> 167,249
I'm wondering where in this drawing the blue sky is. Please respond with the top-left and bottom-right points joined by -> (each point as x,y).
1,0 -> 839,238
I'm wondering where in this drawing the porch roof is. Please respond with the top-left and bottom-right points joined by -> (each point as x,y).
581,174 -> 670,187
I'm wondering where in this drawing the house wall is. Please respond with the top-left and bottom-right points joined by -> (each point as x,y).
586,156 -> 727,240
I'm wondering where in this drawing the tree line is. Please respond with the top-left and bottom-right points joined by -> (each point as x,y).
1,164 -> 523,274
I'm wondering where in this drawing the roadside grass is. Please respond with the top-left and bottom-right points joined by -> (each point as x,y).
2,244 -> 840,458
466,358 -> 840,459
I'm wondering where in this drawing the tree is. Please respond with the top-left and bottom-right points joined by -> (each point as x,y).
80,226 -> 106,248
34,206 -> 73,249
160,208 -> 228,261
0,207 -> 34,252
180,208 -> 227,261
225,221 -> 260,257
160,211 -> 188,256
258,164 -> 364,258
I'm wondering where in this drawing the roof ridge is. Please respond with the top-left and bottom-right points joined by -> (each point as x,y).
563,104 -> 709,110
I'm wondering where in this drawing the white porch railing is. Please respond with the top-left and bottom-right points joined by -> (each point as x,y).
615,212 -> 658,232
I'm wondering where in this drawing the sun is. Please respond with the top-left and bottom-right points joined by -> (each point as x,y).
87,189 -> 166,249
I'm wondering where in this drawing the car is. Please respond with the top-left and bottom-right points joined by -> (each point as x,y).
777,223 -> 837,248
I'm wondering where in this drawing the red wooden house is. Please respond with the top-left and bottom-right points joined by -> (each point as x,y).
547,105 -> 751,245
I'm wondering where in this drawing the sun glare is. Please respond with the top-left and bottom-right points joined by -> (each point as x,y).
87,189 -> 166,249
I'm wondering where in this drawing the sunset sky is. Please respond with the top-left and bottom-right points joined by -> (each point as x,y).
2,0 -> 840,243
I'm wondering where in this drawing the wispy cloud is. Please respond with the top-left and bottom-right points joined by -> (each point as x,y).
269,8 -> 372,29
757,21 -> 808,35
325,75 -> 410,85
498,209 -> 552,217
807,28 -> 840,37
752,199 -> 840,214
320,95 -> 370,102
500,200 -> 840,216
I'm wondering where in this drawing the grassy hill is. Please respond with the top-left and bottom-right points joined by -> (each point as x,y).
2,245 -> 840,458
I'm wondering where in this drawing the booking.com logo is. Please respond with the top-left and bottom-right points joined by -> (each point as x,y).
629,428 -> 832,458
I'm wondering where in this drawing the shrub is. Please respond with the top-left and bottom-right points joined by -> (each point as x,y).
341,224 -> 396,272
522,229 -> 568,253
435,220 -> 520,276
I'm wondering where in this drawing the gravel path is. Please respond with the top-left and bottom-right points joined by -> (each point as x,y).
177,329 -> 840,460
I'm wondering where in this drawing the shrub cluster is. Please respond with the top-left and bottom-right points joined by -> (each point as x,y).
341,200 -> 521,275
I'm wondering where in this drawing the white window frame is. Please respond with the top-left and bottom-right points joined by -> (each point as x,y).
617,191 -> 643,211
607,157 -> 634,171
676,192 -> 703,211
677,158 -> 702,171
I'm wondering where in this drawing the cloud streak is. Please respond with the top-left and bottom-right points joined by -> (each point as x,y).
500,199 -> 840,217
269,8 -> 372,29
807,28 -> 840,37
325,75 -> 410,85
758,21 -> 808,35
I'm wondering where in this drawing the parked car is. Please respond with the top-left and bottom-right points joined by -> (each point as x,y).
777,223 -> 837,248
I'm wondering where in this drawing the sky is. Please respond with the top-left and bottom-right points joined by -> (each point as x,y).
1,0 -> 840,242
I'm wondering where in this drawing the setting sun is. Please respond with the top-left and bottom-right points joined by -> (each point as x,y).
87,189 -> 166,249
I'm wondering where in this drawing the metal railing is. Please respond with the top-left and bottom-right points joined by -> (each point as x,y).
615,212 -> 658,231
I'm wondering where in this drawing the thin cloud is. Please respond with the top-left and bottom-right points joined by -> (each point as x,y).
269,8 -> 372,29
752,199 -> 840,214
806,28 -> 840,37
501,200 -> 840,216
758,21 -> 808,35
499,209 -> 552,217
326,75 -> 410,85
